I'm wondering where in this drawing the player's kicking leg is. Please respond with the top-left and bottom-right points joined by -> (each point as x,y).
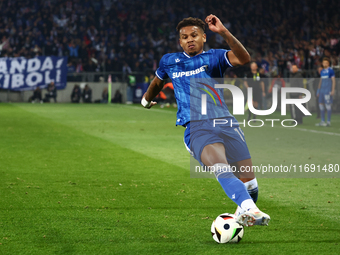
201,143 -> 270,227
232,158 -> 270,226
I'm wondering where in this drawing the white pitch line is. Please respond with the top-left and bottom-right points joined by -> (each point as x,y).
291,127 -> 340,137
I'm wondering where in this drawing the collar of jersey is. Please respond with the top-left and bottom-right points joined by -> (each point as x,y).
183,51 -> 206,58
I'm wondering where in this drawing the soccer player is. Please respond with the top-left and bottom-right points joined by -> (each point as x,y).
316,58 -> 336,127
141,15 -> 270,227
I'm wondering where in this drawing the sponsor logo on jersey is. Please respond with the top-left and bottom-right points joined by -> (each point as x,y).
172,66 -> 206,79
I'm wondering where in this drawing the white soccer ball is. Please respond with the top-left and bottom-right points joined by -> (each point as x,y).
211,213 -> 244,243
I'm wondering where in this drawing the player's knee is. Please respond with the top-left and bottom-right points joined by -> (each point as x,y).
319,104 -> 325,111
212,163 -> 235,179
325,104 -> 332,111
202,156 -> 228,166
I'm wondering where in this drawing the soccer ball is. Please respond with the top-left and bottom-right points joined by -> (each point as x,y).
211,213 -> 244,243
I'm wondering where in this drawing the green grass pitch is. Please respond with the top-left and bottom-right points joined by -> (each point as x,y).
0,103 -> 339,254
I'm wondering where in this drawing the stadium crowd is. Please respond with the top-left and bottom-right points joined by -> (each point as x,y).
0,0 -> 339,78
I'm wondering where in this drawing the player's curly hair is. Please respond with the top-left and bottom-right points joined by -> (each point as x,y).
176,17 -> 205,33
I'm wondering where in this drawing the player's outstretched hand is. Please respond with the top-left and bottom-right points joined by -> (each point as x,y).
141,95 -> 157,109
205,14 -> 227,34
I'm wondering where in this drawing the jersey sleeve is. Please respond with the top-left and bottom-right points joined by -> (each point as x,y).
330,68 -> 335,78
215,49 -> 233,70
155,55 -> 169,80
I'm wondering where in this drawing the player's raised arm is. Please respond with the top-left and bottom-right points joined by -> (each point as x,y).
205,14 -> 250,66
141,76 -> 165,108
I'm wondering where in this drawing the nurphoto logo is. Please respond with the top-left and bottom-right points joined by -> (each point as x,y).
200,83 -> 312,127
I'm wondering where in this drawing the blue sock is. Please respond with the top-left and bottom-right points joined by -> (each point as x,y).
327,110 -> 331,122
320,104 -> 325,122
326,104 -> 332,123
213,164 -> 252,207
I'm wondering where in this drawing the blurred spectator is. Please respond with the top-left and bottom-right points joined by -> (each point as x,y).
123,61 -> 135,104
268,74 -> 286,111
0,0 -> 339,78
43,81 -> 57,103
83,58 -> 97,82
244,62 -> 266,119
101,87 -> 109,103
259,67 -> 269,109
67,40 -> 79,60
44,40 -> 56,56
31,44 -> 42,56
82,84 -> 92,103
256,56 -> 270,75
228,72 -> 243,88
70,84 -> 81,103
313,67 -> 323,118
28,87 -> 42,103
94,87 -> 109,103
289,65 -> 304,124
112,90 -> 122,103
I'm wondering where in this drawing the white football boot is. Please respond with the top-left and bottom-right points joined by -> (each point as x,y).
236,207 -> 270,227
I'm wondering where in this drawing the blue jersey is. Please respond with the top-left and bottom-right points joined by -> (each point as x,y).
156,49 -> 234,126
320,67 -> 335,94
